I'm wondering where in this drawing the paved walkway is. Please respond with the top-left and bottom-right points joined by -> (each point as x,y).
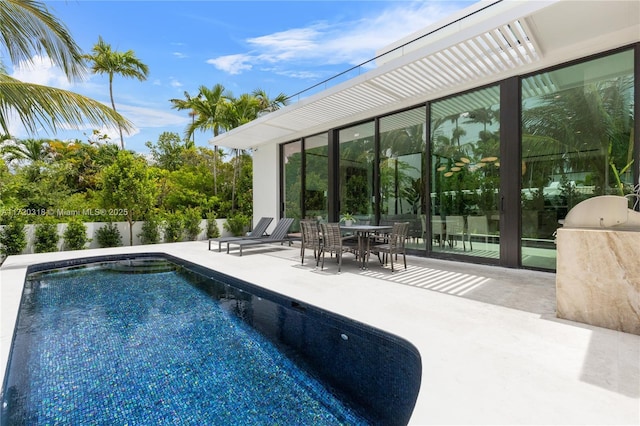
1,241 -> 638,425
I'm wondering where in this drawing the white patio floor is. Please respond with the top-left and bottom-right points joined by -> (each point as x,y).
1,241 -> 638,425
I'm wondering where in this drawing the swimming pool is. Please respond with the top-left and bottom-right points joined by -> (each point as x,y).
1,254 -> 421,425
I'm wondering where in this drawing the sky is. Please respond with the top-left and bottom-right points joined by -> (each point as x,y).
8,0 -> 474,153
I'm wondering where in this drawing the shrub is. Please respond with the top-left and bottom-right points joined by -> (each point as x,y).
0,216 -> 27,257
63,218 -> 89,250
224,213 -> 250,236
183,207 -> 202,241
95,222 -> 122,248
34,222 -> 60,253
206,212 -> 220,239
163,212 -> 183,242
138,215 -> 161,244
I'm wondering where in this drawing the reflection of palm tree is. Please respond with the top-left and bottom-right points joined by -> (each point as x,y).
380,125 -> 425,214
431,115 -> 463,158
523,77 -> 633,195
445,113 -> 467,147
84,37 -> 149,149
464,107 -> 497,132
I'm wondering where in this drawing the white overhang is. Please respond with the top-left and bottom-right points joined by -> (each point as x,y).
211,0 -> 640,150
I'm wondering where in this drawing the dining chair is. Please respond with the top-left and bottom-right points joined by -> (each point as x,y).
371,222 -> 409,272
446,215 -> 468,251
300,219 -> 321,265
430,215 -> 445,247
467,215 -> 490,251
318,222 -> 356,273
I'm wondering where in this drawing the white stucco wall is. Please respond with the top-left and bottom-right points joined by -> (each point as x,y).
252,143 -> 280,233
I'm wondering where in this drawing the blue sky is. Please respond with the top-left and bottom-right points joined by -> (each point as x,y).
9,0 -> 473,153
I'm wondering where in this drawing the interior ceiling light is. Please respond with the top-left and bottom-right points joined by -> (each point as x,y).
450,167 -> 461,171
437,166 -> 447,171
444,171 -> 454,177
480,156 -> 498,162
455,162 -> 465,166
460,157 -> 470,163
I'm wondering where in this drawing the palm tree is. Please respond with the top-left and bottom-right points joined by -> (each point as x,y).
222,89 -> 289,211
169,90 -> 198,148
226,93 -> 261,211
252,89 -> 289,114
0,1 -> 133,138
1,138 -> 50,164
174,84 -> 232,195
84,36 -> 149,149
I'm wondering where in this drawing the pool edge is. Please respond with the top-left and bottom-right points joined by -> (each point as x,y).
1,246 -> 424,424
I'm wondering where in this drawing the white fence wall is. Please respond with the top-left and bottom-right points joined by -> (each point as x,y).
9,219 -> 232,255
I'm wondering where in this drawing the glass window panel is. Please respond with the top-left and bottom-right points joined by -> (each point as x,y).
521,49 -> 635,269
339,122 -> 375,223
304,133 -> 329,222
430,86 -> 501,258
380,107 -> 426,250
282,140 -> 302,232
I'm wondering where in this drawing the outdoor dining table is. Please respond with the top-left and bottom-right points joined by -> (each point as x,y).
340,224 -> 393,269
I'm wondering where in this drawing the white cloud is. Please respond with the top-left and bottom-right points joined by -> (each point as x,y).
4,54 -> 188,150
117,104 -> 189,129
206,1 -> 468,77
206,54 -> 253,75
10,55 -> 72,89
248,26 -> 325,62
6,96 -> 187,141
173,52 -> 188,59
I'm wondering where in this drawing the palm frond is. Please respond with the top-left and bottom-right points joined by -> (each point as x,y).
0,0 -> 85,80
0,74 -> 133,136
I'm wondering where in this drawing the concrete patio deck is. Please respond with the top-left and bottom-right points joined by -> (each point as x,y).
1,241 -> 639,425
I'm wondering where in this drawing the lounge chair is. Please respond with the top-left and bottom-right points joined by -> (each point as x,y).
208,217 -> 273,252
226,217 -> 295,256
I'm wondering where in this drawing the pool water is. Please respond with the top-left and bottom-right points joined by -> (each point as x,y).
2,257 -> 421,425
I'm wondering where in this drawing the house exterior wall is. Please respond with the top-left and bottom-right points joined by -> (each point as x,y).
238,1 -> 639,270
252,143 -> 280,234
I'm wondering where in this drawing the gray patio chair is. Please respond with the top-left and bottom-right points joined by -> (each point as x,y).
370,222 -> 409,272
446,215 -> 468,251
318,222 -> 358,273
208,217 -> 273,252
226,217 -> 295,256
300,219 -> 321,265
467,215 -> 490,251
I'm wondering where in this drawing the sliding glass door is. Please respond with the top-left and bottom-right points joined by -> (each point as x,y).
521,49 -> 635,269
379,107 -> 427,251
282,140 -> 302,232
430,85 -> 501,259
338,121 -> 375,223
304,133 -> 329,222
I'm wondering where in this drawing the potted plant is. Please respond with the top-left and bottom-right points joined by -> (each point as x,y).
340,212 -> 355,226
